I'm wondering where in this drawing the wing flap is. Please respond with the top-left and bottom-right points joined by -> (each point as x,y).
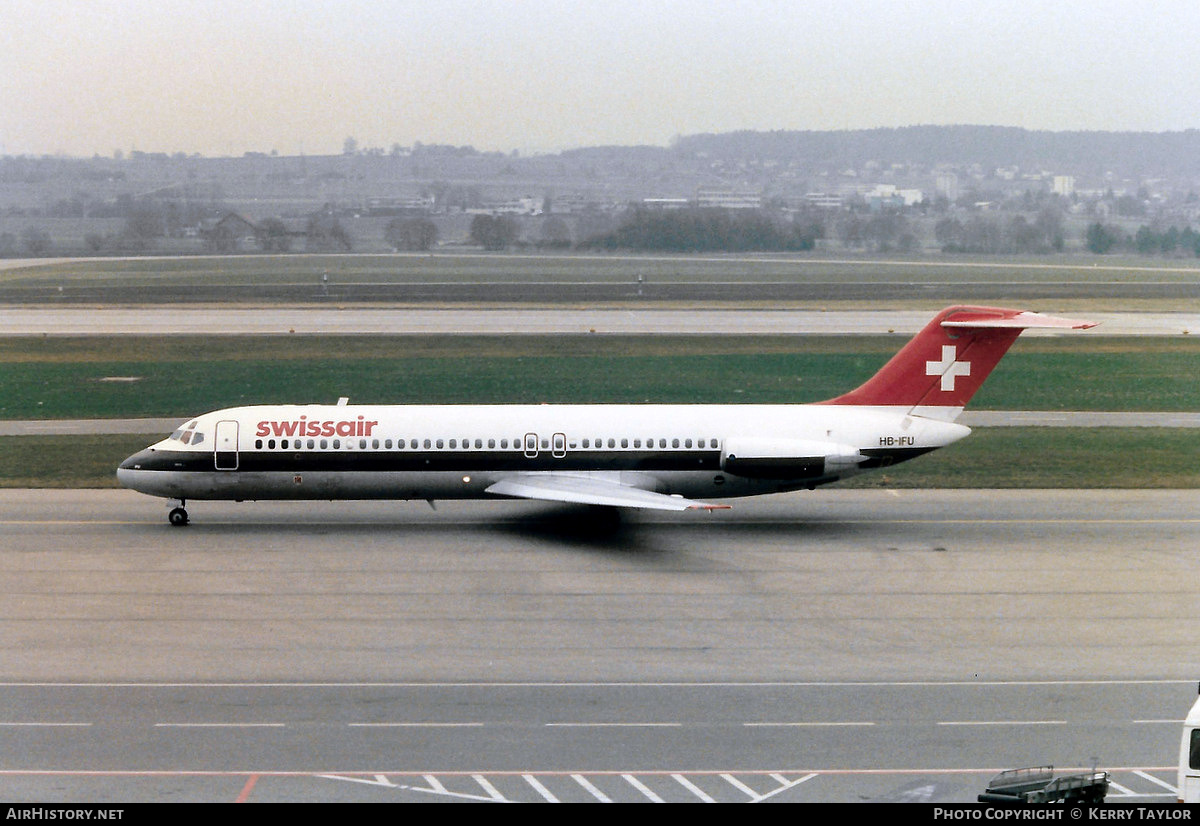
485,474 -> 729,511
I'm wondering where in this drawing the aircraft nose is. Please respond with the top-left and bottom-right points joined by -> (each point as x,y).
116,447 -> 171,495
116,447 -> 160,487
118,448 -> 151,472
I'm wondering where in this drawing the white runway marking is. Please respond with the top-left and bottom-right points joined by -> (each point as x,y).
937,720 -> 1067,726
571,774 -> 612,802
622,773 -> 664,802
672,773 -> 716,802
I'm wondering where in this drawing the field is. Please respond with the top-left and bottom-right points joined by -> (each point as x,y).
2,252 -> 1199,310
3,334 -> 1200,418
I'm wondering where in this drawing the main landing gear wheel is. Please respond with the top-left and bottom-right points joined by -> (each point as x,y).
168,506 -> 189,527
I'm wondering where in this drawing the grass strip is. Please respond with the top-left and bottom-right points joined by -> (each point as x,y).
3,335 -> 1200,418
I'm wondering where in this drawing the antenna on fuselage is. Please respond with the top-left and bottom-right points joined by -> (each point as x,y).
337,397 -> 349,406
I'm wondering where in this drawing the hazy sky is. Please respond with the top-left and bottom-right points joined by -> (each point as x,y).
3,0 -> 1198,157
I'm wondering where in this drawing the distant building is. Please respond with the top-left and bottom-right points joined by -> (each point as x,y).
468,196 -> 543,216
1052,175 -> 1076,197
200,212 -> 260,251
801,192 -> 845,209
364,195 -> 435,215
935,173 -> 959,202
864,184 -> 923,209
695,187 -> 762,209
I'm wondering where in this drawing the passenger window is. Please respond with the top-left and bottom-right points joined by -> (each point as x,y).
255,439 -> 263,449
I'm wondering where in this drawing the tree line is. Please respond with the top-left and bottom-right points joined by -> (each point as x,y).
7,202 -> 1200,259
934,210 -> 1065,254
582,208 -> 822,252
1085,222 -> 1200,255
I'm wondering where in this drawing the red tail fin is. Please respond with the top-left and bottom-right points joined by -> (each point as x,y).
820,306 -> 1096,419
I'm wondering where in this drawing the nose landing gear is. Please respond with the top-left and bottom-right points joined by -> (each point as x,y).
168,501 -> 189,527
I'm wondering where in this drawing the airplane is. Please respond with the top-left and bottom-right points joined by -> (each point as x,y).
117,305 -> 1095,526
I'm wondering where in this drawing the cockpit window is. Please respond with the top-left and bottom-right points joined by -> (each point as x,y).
170,422 -> 204,446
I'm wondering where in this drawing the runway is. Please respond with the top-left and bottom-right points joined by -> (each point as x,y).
0,680 -> 1187,803
0,488 -> 1194,802
4,488 -> 1197,683
2,307 -> 1197,335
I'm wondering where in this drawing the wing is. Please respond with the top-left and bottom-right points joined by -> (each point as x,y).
485,474 -> 729,511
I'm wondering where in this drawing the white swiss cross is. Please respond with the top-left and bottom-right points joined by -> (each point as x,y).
926,345 -> 971,391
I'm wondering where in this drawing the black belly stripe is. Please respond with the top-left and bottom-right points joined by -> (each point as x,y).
124,448 -> 725,474
123,446 -> 937,477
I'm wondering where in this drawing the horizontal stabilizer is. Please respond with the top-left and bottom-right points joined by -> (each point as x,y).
940,309 -> 1097,329
486,474 -> 729,511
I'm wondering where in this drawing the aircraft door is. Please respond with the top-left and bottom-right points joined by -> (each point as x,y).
214,420 -> 239,470
524,432 -> 538,458
552,432 -> 566,458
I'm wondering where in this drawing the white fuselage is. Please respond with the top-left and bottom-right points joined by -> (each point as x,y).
116,402 -> 970,504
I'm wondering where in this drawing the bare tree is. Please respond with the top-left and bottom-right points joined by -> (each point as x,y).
386,217 -> 438,251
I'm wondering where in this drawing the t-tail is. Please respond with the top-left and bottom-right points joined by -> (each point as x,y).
819,306 -> 1096,421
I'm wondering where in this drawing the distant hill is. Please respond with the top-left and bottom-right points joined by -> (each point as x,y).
671,126 -> 1200,180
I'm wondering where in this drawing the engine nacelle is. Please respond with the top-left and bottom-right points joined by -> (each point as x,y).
720,437 -> 865,480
